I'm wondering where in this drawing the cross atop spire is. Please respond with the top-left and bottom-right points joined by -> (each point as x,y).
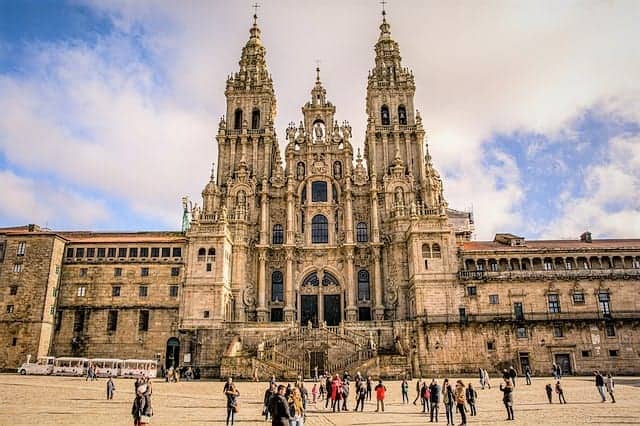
380,0 -> 387,19
315,60 -> 321,82
252,2 -> 260,25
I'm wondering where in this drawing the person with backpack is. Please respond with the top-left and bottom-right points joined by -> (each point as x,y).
355,380 -> 367,412
429,379 -> 441,423
420,381 -> 430,413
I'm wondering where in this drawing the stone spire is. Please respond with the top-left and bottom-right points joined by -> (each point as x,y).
311,66 -> 327,106
226,12 -> 273,94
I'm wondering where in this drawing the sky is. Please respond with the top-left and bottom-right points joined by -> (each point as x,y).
0,0 -> 639,240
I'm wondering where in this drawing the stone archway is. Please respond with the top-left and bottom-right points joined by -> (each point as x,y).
299,271 -> 342,327
165,337 -> 180,370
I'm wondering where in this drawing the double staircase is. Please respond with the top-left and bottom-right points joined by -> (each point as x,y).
255,325 -> 376,379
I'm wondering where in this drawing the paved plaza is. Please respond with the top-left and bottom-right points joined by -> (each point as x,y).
0,375 -> 639,425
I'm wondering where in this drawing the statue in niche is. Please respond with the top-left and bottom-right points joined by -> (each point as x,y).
313,121 -> 325,142
296,162 -> 306,181
236,190 -> 246,207
394,187 -> 405,206
333,161 -> 342,179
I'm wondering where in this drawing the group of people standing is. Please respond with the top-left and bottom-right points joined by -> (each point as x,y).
131,375 -> 153,426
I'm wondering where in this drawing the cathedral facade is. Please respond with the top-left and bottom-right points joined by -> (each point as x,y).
1,13 -> 639,378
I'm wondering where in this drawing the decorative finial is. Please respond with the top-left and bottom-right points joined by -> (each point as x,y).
381,0 -> 387,17
252,2 -> 260,25
210,162 -> 216,181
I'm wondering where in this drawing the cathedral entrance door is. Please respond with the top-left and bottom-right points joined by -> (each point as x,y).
323,294 -> 341,326
301,295 -> 318,327
165,337 -> 180,370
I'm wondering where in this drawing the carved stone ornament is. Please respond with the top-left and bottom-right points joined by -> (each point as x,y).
385,278 -> 399,307
243,281 -> 256,308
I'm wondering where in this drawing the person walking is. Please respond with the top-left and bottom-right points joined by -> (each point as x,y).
429,379 -> 440,423
500,378 -> 515,421
106,376 -> 116,400
479,367 -> 485,389
421,381 -> 430,413
325,375 -> 333,409
311,383 -> 317,404
288,387 -> 305,426
374,380 -> 387,412
225,382 -> 240,426
483,369 -> 491,389
341,380 -> 350,411
545,383 -> 553,403
355,381 -> 367,412
366,376 -> 373,401
466,383 -> 477,416
442,379 -> 455,426
555,381 -> 566,404
556,364 -> 562,380
330,374 -> 343,412
131,384 -> 152,426
269,384 -> 291,426
525,366 -> 532,385
454,380 -> 467,426
595,371 -> 606,402
552,363 -> 558,380
508,366 -> 518,387
263,383 -> 277,421
412,378 -> 421,404
402,379 -> 410,404
605,373 -> 616,403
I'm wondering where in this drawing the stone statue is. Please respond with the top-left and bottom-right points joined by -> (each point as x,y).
297,162 -> 305,180
314,122 -> 324,141
333,161 -> 342,179
369,331 -> 377,351
395,187 -> 404,206
236,191 -> 246,206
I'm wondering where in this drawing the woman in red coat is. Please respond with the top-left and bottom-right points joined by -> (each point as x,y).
330,374 -> 343,412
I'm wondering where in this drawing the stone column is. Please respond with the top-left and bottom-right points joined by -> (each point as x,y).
382,133 -> 389,172
259,179 -> 269,245
345,250 -> 357,321
284,249 -> 295,322
373,248 -> 384,320
256,250 -> 268,322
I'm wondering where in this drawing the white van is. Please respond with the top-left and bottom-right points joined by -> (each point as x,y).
120,359 -> 158,378
18,356 -> 55,375
91,358 -> 122,378
53,357 -> 88,376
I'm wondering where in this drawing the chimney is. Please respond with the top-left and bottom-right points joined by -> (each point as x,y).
580,231 -> 592,243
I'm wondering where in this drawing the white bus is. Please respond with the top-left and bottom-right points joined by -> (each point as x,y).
91,358 -> 122,378
18,356 -> 55,375
52,357 -> 88,376
120,359 -> 158,378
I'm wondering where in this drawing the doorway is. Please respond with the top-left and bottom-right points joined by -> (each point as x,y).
301,295 -> 318,327
554,353 -> 572,375
323,294 -> 341,326
309,351 -> 325,378
165,337 -> 180,369
519,352 -> 530,373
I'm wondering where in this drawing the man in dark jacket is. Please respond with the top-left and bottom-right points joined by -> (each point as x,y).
269,385 -> 291,426
325,375 -> 333,408
509,366 -> 518,387
429,379 -> 441,423
595,371 -> 606,402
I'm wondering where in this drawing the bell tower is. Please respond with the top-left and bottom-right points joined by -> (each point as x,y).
364,9 -> 445,212
215,12 -> 278,188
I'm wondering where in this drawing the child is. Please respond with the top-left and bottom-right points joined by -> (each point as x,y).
311,383 -> 318,403
545,383 -> 553,403
106,376 -> 116,400
555,381 -> 566,404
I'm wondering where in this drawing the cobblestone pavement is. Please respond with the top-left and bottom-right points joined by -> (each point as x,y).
1,375 -> 639,425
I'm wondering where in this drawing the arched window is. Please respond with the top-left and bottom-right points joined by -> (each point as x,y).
233,108 -> 243,130
356,222 -> 368,243
432,243 -> 441,258
207,248 -> 216,262
322,272 -> 339,286
358,270 -> 370,301
398,105 -> 407,125
381,105 -> 390,125
272,224 -> 283,245
251,108 -> 260,129
311,215 -> 329,243
422,243 -> 430,269
197,248 -> 206,261
302,272 -> 319,287
312,181 -> 328,202
271,271 -> 283,302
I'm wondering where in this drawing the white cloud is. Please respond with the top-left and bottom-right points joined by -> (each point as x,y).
0,171 -> 109,227
0,1 -> 639,237
539,135 -> 640,238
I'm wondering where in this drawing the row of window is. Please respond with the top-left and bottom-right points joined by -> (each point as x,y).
467,288 -> 611,314
69,309 -> 151,333
270,222 -> 370,245
380,104 -> 408,126
76,285 -> 179,298
232,107 -> 261,130
513,322 -> 616,340
66,246 -> 182,259
76,266 -> 180,278
467,257 -> 640,272
269,270 -> 371,302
